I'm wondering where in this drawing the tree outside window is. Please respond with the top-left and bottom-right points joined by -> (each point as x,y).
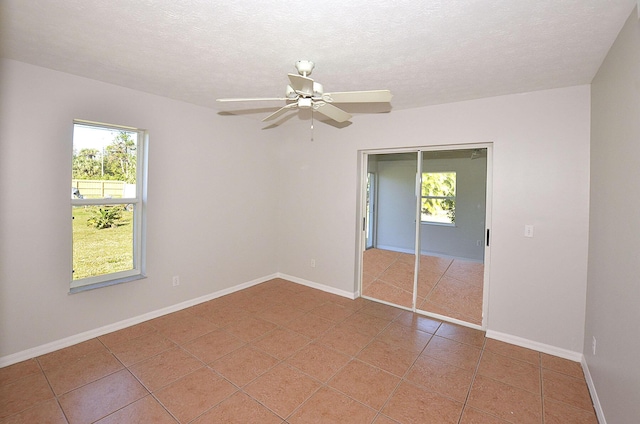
421,172 -> 456,224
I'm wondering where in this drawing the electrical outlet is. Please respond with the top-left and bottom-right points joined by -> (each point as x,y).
172,275 -> 180,287
592,336 -> 597,355
310,259 -> 316,268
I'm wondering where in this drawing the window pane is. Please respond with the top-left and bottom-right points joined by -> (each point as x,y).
72,125 -> 138,200
72,204 -> 134,280
421,172 -> 456,197
421,198 -> 455,224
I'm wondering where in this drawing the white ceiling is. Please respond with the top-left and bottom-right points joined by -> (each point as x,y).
0,0 -> 636,119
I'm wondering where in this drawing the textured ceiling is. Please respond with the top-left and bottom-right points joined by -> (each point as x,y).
0,0 -> 636,119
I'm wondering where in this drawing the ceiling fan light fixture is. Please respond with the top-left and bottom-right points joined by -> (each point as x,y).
298,98 -> 313,109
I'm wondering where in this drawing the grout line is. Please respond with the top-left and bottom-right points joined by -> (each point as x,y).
457,336 -> 487,423
6,281 -> 595,423
540,351 -> 546,423
55,397 -> 71,424
364,248 -> 484,325
33,359 -> 73,424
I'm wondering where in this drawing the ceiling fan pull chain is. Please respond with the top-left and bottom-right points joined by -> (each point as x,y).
310,109 -> 314,142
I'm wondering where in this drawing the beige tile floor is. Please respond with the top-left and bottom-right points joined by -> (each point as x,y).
0,278 -> 597,423
362,248 -> 484,325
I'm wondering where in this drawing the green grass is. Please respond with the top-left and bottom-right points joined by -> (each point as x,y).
72,206 -> 133,280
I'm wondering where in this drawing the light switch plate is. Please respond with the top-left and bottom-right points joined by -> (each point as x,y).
524,225 -> 534,238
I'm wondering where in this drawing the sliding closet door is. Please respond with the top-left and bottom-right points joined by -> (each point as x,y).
360,145 -> 491,328
361,152 -> 419,309
417,148 -> 488,326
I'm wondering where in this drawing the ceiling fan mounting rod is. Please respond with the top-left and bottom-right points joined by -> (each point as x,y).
295,60 -> 314,77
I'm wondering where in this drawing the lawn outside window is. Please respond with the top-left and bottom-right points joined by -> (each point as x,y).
421,171 -> 456,225
71,120 -> 147,293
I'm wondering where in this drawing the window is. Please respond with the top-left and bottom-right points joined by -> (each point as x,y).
421,172 -> 456,225
71,120 -> 147,292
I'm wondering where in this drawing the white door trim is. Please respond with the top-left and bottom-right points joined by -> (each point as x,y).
357,142 -> 493,331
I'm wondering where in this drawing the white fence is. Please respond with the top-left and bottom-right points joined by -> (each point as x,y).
72,180 -> 135,199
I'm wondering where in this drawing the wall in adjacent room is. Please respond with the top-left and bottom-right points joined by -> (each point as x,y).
372,153 -> 487,261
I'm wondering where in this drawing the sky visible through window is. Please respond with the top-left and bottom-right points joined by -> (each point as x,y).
73,124 -> 137,152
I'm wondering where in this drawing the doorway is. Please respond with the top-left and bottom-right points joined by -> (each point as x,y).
359,145 -> 491,329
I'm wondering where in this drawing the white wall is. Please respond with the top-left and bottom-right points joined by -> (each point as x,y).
586,8 -> 640,423
374,154 -> 418,253
0,59 -> 592,360
0,59 -> 279,358
275,85 -> 591,353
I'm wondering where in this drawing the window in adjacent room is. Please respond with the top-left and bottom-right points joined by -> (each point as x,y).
71,120 -> 147,292
421,171 -> 456,225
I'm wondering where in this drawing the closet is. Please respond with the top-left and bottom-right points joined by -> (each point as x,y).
359,146 -> 491,328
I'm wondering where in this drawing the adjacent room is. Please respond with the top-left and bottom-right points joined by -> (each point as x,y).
1,1 -> 639,423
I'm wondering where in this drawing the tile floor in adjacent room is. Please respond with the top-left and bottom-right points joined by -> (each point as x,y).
362,248 -> 484,325
0,278 -> 597,423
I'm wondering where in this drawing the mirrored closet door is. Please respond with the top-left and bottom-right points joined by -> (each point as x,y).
360,146 -> 490,328
361,152 -> 419,309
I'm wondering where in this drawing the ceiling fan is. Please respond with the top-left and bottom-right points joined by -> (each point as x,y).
216,60 -> 393,125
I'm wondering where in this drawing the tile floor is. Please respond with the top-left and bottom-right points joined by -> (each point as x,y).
362,248 -> 484,325
0,278 -> 597,423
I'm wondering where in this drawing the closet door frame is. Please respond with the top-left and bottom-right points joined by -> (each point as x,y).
357,143 -> 492,330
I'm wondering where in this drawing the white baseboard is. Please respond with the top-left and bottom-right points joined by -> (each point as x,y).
581,356 -> 607,424
0,273 -> 359,368
486,330 -> 606,422
375,245 -> 415,255
3,271 -> 593,398
276,273 -> 358,300
0,273 -> 278,368
374,245 -> 482,263
485,330 -> 583,362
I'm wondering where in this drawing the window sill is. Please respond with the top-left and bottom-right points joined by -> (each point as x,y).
69,274 -> 147,294
420,221 -> 456,227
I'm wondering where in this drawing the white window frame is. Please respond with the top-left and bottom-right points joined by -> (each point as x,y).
420,171 -> 456,226
70,120 -> 147,293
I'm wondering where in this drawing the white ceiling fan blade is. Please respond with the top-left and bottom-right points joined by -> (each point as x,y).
315,102 -> 352,123
217,97 -> 288,102
323,90 -> 393,103
262,103 -> 298,122
288,74 -> 314,96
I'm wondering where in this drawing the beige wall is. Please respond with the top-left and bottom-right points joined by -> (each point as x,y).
587,8 -> 640,423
